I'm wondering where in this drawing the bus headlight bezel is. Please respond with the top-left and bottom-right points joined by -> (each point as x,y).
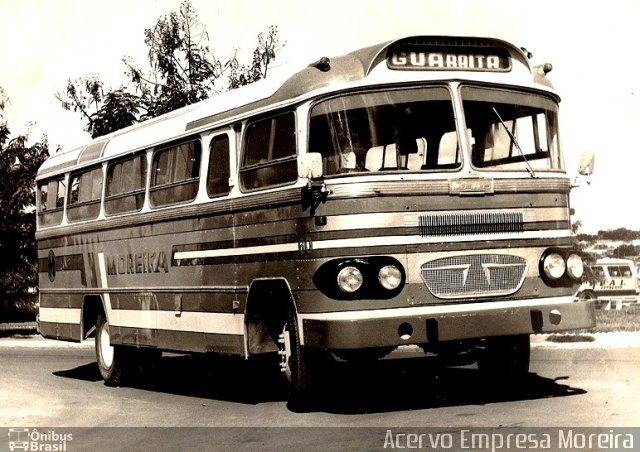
314,256 -> 406,300
539,248 -> 584,286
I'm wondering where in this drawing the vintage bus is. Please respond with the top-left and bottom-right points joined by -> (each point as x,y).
36,35 -> 595,410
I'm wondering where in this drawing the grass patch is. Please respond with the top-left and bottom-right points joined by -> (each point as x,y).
545,304 -> 640,342
592,302 -> 640,332
569,302 -> 640,334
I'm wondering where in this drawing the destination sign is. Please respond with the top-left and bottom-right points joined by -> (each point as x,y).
387,47 -> 511,72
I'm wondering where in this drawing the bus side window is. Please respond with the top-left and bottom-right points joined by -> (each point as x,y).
67,167 -> 103,222
150,139 -> 201,207
105,153 -> 147,215
207,134 -> 231,197
37,178 -> 65,226
239,111 -> 297,191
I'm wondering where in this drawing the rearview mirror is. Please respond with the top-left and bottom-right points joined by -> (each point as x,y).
572,150 -> 595,188
578,151 -> 595,176
298,152 -> 323,179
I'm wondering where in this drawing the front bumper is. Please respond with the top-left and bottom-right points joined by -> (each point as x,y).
300,298 -> 595,349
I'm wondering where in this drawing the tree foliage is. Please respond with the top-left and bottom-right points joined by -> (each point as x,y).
57,0 -> 284,139
124,0 -> 223,119
0,88 -> 49,292
56,75 -> 107,138
228,25 -> 281,89
613,243 -> 639,258
597,227 -> 639,242
91,89 -> 141,138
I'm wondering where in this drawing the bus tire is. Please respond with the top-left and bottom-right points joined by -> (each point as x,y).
477,334 -> 530,380
278,307 -> 325,412
95,313 -> 130,386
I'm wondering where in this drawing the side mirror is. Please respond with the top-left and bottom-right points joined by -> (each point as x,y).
572,150 -> 595,187
578,151 -> 595,176
298,152 -> 323,179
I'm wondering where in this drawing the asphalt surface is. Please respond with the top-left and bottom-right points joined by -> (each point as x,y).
2,322 -> 639,450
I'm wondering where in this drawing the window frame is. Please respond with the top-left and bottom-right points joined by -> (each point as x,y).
307,85 -> 462,176
149,137 -> 202,208
459,84 -> 563,173
37,177 -> 66,227
66,165 -> 103,223
206,133 -> 232,198
239,110 -> 298,192
104,152 -> 149,216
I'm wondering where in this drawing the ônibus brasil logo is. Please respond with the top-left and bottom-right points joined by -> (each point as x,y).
8,428 -> 73,451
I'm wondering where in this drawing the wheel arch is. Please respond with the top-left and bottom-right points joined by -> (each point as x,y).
244,278 -> 297,356
81,294 -> 107,340
578,289 -> 598,300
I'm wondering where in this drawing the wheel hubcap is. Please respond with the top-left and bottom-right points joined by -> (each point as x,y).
99,320 -> 114,369
278,325 -> 292,381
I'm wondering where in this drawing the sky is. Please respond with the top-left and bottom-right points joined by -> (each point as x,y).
1,0 -> 639,234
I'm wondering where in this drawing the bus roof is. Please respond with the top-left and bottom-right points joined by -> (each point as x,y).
37,35 -> 549,180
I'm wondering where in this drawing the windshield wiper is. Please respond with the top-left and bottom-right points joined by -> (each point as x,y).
492,106 -> 536,178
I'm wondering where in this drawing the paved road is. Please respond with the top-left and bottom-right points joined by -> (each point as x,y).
0,334 -> 639,450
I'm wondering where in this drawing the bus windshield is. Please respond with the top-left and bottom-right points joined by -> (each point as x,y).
461,86 -> 563,173
309,86 -> 461,175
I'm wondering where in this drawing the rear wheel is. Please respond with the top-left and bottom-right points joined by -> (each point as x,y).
95,313 -> 131,386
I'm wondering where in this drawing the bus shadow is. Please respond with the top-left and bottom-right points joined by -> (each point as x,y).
54,353 -> 586,413
317,357 -> 586,414
53,362 -> 103,382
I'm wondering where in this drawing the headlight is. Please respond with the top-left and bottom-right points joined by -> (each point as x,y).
542,253 -> 566,280
566,254 -> 584,280
337,266 -> 363,293
379,265 -> 402,290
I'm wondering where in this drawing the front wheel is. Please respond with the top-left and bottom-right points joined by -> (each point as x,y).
95,313 -> 131,386
278,308 -> 328,411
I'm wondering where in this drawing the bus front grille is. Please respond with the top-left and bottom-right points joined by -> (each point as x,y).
420,254 -> 527,299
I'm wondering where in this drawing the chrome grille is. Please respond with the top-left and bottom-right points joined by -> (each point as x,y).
418,210 -> 523,237
420,254 -> 527,299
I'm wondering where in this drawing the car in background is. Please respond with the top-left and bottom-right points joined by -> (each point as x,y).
576,258 -> 639,308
